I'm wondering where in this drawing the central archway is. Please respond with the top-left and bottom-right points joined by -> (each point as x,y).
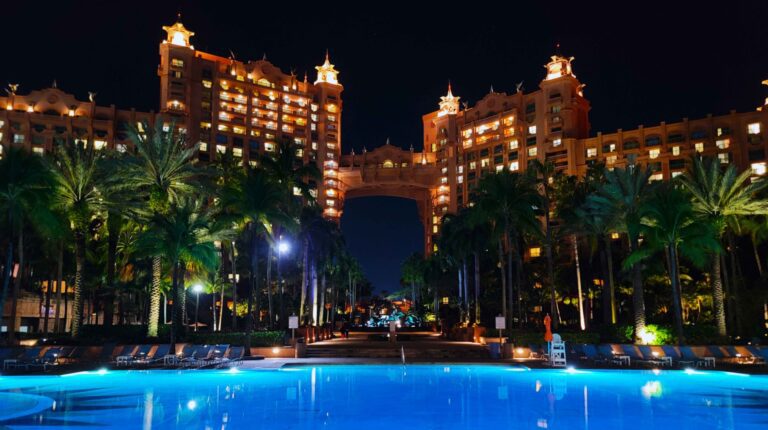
335,141 -> 442,253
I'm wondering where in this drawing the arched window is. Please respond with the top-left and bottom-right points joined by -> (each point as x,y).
383,160 -> 394,168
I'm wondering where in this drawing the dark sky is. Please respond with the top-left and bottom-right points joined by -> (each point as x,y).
4,1 -> 768,292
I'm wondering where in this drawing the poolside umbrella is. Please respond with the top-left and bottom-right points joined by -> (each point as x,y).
543,314 -> 553,342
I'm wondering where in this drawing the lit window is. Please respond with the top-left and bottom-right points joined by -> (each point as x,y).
13,134 -> 24,144
649,149 -> 660,159
649,173 -> 663,182
716,139 -> 730,149
265,142 -> 275,152
510,161 -> 519,171
718,153 -> 729,164
296,148 -> 304,157
199,142 -> 208,152
671,171 -> 683,178
528,125 -> 537,135
716,127 -> 726,136
33,147 -> 44,155
586,147 -> 597,158
312,142 -> 318,150
481,158 -> 490,168
752,162 -> 767,175
529,247 -> 541,257
606,143 -> 616,152
202,80 -> 212,89
694,142 -> 704,153
171,58 -> 184,67
458,175 -> 464,183
553,138 -> 562,147
610,232 -> 620,240
94,140 -> 107,150
433,225 -> 438,234
495,165 -> 504,172
116,143 -> 127,153
326,199 -> 335,207
672,146 -> 680,156
441,176 -> 448,184
469,161 -> 476,170
528,147 -> 537,157
457,165 -> 464,174
216,145 -> 227,154
295,187 -> 304,196
748,123 -> 761,135
607,155 -> 617,165
509,140 -> 519,150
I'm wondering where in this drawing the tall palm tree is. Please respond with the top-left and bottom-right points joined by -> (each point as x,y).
587,165 -> 655,342
137,198 -> 226,349
679,156 -> 768,336
116,118 -> 203,337
476,171 -> 541,328
626,184 -> 720,344
260,138 -> 320,327
219,166 -> 289,336
401,252 -> 425,311
528,160 -> 561,327
438,213 -> 472,323
48,141 -> 103,338
0,147 -> 54,341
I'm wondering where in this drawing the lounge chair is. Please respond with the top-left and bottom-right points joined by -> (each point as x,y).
26,347 -> 63,371
597,344 -> 628,366
195,344 -> 230,367
58,346 -> 86,364
164,344 -> 194,366
743,346 -> 767,365
661,345 -> 682,365
679,346 -> 714,368
3,347 -> 42,370
180,345 -> 215,368
637,346 -> 671,367
116,344 -> 151,366
132,344 -> 172,366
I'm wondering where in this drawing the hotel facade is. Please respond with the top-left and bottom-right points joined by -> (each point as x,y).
0,18 -> 767,257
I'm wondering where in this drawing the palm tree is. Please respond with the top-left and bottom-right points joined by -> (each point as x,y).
219,166 -> 289,337
587,165 -> 655,342
438,213 -> 472,323
679,156 -> 768,336
476,171 -> 541,328
116,118 -> 203,337
0,147 -> 54,341
260,138 -> 320,327
137,198 -> 226,349
626,184 -> 720,344
401,253 -> 425,312
528,160 -> 560,327
48,141 -> 103,338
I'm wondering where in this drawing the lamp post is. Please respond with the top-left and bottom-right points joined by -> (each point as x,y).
192,284 -> 204,332
277,238 -> 290,328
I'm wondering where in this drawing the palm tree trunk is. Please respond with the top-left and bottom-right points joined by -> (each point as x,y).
319,273 -> 326,327
245,234 -> 258,357
311,258 -> 319,326
545,214 -> 558,329
456,269 -> 463,324
231,243 -> 238,331
9,229 -> 24,343
43,271 -> 53,334
103,215 -> 118,328
666,246 -> 685,344
54,241 -> 63,332
498,240 -> 507,322
506,231 -> 514,326
628,235 -> 646,342
727,232 -> 743,335
752,237 -> 764,277
720,252 -> 734,335
603,236 -> 617,325
572,234 -> 586,331
147,256 -> 162,337
462,260 -> 469,317
711,253 -> 727,336
473,251 -> 480,325
71,230 -> 85,338
169,262 -> 180,352
266,246 -> 273,329
300,238 -> 309,324
218,285 -> 224,331
0,234 -> 13,339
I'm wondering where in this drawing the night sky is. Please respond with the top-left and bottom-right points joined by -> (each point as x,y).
5,1 -> 768,292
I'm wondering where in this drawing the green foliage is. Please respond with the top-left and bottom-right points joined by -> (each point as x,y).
185,331 -> 286,347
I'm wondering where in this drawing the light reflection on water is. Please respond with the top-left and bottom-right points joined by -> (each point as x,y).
0,365 -> 767,429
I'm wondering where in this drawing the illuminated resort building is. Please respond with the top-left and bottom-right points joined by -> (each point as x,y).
416,53 -> 768,249
0,17 -> 343,218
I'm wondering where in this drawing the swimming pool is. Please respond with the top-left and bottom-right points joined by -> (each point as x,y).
0,365 -> 766,429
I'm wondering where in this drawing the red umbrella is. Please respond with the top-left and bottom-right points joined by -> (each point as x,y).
543,314 -> 553,342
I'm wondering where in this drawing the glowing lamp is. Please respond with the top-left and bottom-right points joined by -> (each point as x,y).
192,284 -> 204,294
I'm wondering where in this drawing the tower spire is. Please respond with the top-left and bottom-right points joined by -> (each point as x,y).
438,80 -> 460,116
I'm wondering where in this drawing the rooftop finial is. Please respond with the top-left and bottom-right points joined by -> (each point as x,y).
177,11 -> 182,22
325,48 -> 330,63
262,52 -> 267,61
490,84 -> 494,93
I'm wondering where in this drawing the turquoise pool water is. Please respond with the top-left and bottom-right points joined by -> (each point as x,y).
0,365 -> 766,429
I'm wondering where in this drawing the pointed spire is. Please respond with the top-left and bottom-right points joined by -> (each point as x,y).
52,79 -> 57,89
385,137 -> 390,146
262,52 -> 268,61
315,50 -> 339,85
409,143 -> 414,152
490,84 -> 494,93
303,71 -> 308,83
438,80 -> 460,116
163,14 -> 194,48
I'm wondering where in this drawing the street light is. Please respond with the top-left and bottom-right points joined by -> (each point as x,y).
278,239 -> 290,254
277,237 -> 290,329
192,283 -> 204,332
